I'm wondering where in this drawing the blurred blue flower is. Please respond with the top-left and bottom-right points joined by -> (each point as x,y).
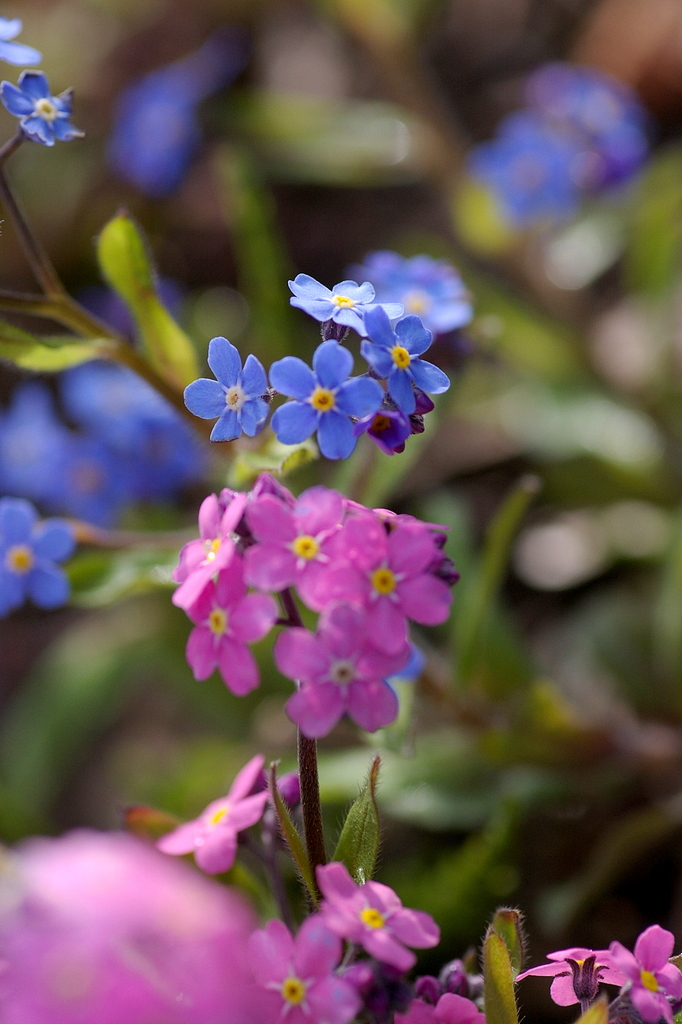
288,275 -> 404,338
1,71 -> 82,146
184,336 -> 269,442
55,435 -> 130,527
386,643 -> 425,683
353,407 -> 411,456
270,341 -> 383,460
0,497 -> 74,616
361,309 -> 450,416
108,29 -> 249,196
0,383 -> 71,507
0,18 -> 41,66
349,252 -> 473,337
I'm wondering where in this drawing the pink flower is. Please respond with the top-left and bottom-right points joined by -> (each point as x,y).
397,994 -> 486,1024
185,555 -> 276,695
157,754 -> 269,874
609,925 -> 682,1024
173,490 -> 247,611
248,915 -> 360,1024
517,947 -> 625,1007
317,862 -> 440,972
325,516 -> 452,655
275,603 -> 409,737
244,486 -> 345,610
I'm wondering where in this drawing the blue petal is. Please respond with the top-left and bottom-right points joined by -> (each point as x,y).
332,280 -> 373,303
388,370 -> 416,414
1,81 -> 33,116
395,315 -> 433,355
17,70 -> 50,99
210,409 -> 240,441
241,353 -> 267,397
364,306 -> 396,349
335,376 -> 383,418
316,410 -> 357,460
0,19 -> 22,42
0,497 -> 37,543
52,117 -> 83,142
360,339 -> 393,378
409,358 -> 451,395
207,336 -> 241,387
271,400 -> 318,445
0,40 -> 41,65
27,565 -> 70,609
33,521 -> 74,562
239,396 -> 269,437
290,296 -> 335,322
21,115 -> 54,145
54,88 -> 73,115
313,340 -> 353,389
377,302 -> 405,320
184,378 -> 225,419
269,356 -> 315,400
289,274 -> 333,300
0,569 -> 24,616
332,307 -> 367,334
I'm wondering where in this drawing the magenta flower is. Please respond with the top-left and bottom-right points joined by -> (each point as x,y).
172,490 -> 247,611
248,915 -> 360,1024
244,486 -> 345,611
184,555 -> 276,695
397,994 -> 486,1024
609,925 -> 682,1024
157,754 -> 269,873
275,603 -> 410,737
517,947 -> 625,1007
326,515 -> 452,654
317,862 -> 440,972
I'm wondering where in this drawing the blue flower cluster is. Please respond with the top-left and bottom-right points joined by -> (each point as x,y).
468,62 -> 651,227
184,272 -> 452,460
1,70 -> 82,146
0,364 -> 206,527
0,497 -> 74,617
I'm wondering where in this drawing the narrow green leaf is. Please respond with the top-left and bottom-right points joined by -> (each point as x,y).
333,756 -> 381,884
0,318 -> 109,371
97,212 -> 199,388
269,763 -> 318,905
125,805 -> 182,841
483,931 -> 519,1024
490,908 -> 525,979
573,997 -> 609,1024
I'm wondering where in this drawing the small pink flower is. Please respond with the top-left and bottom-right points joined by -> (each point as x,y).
173,490 -> 247,611
275,603 -> 409,737
244,486 -> 345,610
157,753 -> 269,874
609,925 -> 682,1024
248,915 -> 360,1024
517,947 -> 625,1007
397,993 -> 486,1024
317,862 -> 440,972
325,516 -> 452,655
185,555 -> 276,695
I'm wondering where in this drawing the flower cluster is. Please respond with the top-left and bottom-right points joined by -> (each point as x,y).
172,473 -> 456,737
0,497 -> 74,616
468,62 -> 650,227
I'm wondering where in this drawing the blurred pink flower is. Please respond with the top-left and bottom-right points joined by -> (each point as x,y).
397,993 -> 486,1024
609,925 -> 682,1024
317,862 -> 439,972
157,754 -> 269,873
172,490 -> 247,610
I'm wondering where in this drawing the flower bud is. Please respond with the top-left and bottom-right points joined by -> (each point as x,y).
414,975 -> 442,1005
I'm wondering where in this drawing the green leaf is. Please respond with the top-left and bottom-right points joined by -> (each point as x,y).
66,548 -> 178,608
0,318 -> 109,371
269,763 -> 318,905
483,930 -> 519,1024
489,908 -> 525,979
97,212 -> 199,388
125,805 -> 182,841
626,147 -> 682,296
333,756 -> 380,884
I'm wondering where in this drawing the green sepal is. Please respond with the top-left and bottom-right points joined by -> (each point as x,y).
0,318 -> 110,371
124,804 -> 182,841
483,930 -> 519,1024
269,762 -> 318,905
574,997 -> 609,1024
489,908 -> 525,979
332,756 -> 381,885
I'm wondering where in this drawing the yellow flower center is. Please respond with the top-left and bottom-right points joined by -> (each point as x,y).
310,387 -> 336,412
333,295 -> 355,308
641,971 -> 659,993
360,907 -> 385,929
371,567 -> 396,595
34,97 -> 58,122
205,538 -> 221,562
281,976 -> 306,1005
292,535 -> 319,560
404,290 -> 430,314
209,805 -> 229,827
6,545 -> 33,574
208,608 -> 227,636
371,414 -> 392,433
391,345 -> 411,370
224,385 -> 246,410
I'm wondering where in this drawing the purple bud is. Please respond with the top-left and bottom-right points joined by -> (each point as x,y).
439,960 -> 470,996
277,772 -> 300,809
250,472 -> 296,507
414,976 -> 442,1005
433,554 -> 460,587
343,961 -> 375,996
414,388 -> 435,415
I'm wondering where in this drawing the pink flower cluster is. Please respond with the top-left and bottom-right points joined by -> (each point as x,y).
173,474 -> 456,738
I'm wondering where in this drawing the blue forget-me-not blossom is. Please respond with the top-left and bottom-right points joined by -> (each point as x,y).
1,70 -> 83,146
288,275 -> 404,338
0,498 -> 75,617
0,18 -> 41,66
361,308 -> 450,416
270,340 -> 383,460
184,336 -> 270,442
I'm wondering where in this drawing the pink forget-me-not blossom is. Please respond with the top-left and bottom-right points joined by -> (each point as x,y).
172,490 -> 247,611
362,308 -> 450,416
184,336 -> 269,442
609,925 -> 682,1024
397,994 -> 487,1024
288,274 -> 403,338
517,946 -> 625,1007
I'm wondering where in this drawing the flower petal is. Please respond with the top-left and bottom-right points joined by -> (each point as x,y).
313,340 -> 353,389
387,369 -> 416,415
274,628 -> 330,683
317,410 -> 357,460
360,339 -> 394,378
397,573 -> 452,625
0,80 -> 34,115
194,826 -> 238,874
286,682 -> 346,738
228,753 -> 266,802
294,916 -> 343,979
363,928 -> 415,972
230,593 -> 277,643
26,565 -> 69,608
32,521 -> 74,562
270,356 -> 315,399
271,400 -> 318,445
210,409 -> 240,441
17,70 -> 50,99
317,861 -> 359,901
0,497 -> 36,543
335,377 -> 383,418
364,306 -> 396,349
347,680 -> 398,732
207,336 -> 241,387
395,315 -> 433,355
634,925 -> 675,972
549,975 -> 579,1006
389,907 -> 440,949
409,358 -> 451,395
248,919 -> 294,986
156,820 -> 201,856
217,638 -> 260,695
241,352 -> 267,396
186,625 -> 217,680
247,494 -> 297,544
289,274 -> 333,300
244,544 -> 297,592
184,378 -> 226,419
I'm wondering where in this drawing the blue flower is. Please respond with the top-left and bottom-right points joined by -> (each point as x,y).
288,274 -> 404,338
0,498 -> 74,616
386,643 -> 425,684
0,18 -> 41,66
1,71 -> 83,146
270,340 -> 383,460
57,436 -> 131,527
349,251 -> 473,336
0,383 -> 72,508
361,308 -> 450,416
184,336 -> 269,442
